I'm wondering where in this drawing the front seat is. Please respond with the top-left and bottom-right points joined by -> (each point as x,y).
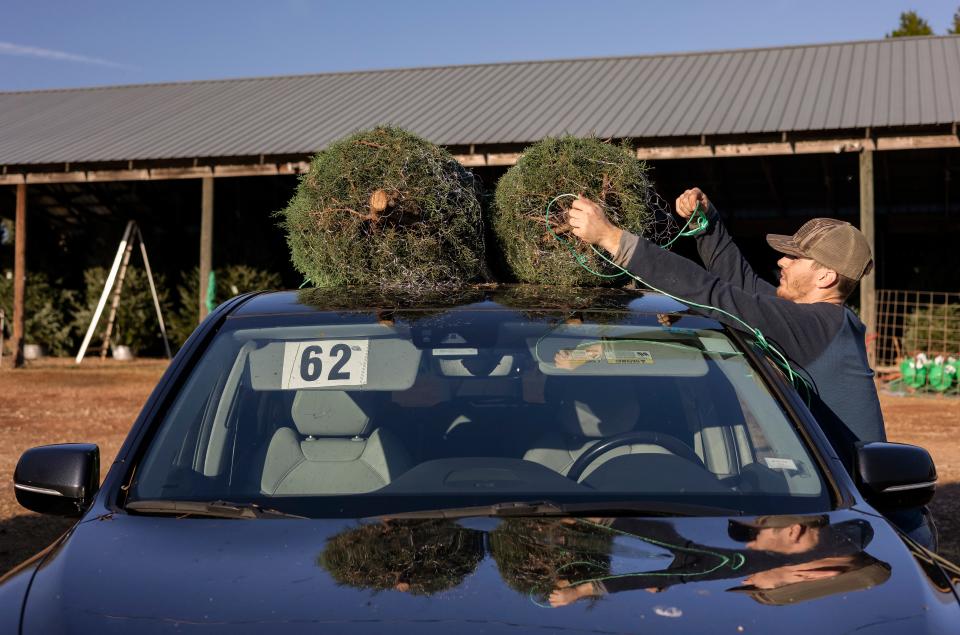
261,391 -> 412,495
523,379 -> 678,480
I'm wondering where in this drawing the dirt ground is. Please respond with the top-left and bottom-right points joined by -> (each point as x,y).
2,359 -> 959,576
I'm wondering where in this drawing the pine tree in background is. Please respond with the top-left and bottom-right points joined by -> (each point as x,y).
949,7 -> 960,34
887,10 -> 934,37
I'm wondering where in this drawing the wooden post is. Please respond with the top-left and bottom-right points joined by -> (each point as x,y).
12,183 -> 26,368
859,149 -> 877,368
199,176 -> 214,322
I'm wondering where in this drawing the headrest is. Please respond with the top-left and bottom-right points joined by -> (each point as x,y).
291,391 -> 374,437
433,331 -> 515,378
437,354 -> 515,377
558,380 -> 640,438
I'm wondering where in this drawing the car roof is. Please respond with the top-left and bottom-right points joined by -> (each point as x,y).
227,284 -> 725,330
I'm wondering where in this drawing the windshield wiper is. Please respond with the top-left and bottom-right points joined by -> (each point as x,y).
376,500 -> 565,520
556,501 -> 743,518
376,500 -> 742,520
126,499 -> 305,519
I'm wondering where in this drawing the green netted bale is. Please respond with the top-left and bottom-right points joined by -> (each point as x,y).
280,127 -> 484,289
493,136 -> 655,286
488,518 -> 612,602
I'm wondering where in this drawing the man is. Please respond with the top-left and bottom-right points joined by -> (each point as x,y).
567,189 -> 882,469
567,190 -> 935,548
547,515 -> 886,608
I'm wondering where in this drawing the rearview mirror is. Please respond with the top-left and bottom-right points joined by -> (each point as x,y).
14,444 -> 100,517
856,442 -> 936,511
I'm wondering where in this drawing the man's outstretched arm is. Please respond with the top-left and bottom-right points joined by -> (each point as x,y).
566,196 -> 835,366
675,188 -> 776,296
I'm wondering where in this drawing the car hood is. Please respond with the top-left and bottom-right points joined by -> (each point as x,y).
19,509 -> 959,634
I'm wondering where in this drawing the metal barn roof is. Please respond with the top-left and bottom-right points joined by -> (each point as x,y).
1,35 -> 959,166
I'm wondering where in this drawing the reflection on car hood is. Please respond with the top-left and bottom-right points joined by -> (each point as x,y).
18,509 -> 959,634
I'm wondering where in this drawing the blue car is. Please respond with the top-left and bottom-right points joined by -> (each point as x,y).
3,286 -> 957,634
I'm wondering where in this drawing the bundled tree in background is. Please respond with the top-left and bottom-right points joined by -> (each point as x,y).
279,126 -> 485,290
901,304 -> 960,356
887,10 -> 934,37
73,266 -> 172,357
168,265 -> 282,347
492,136 -> 658,286
0,271 -> 77,356
950,7 -> 960,34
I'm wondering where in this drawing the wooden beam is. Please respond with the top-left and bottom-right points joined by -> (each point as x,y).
0,162 -> 310,186
11,184 -> 26,367
859,149 -> 877,368
199,176 -> 214,322
486,152 -> 522,166
875,134 -> 960,151
451,154 -> 486,167
0,133 -> 956,185
637,145 -> 715,160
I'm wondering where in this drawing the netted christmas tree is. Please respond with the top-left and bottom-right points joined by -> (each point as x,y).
488,518 -> 612,603
279,126 -> 485,290
318,520 -> 484,596
493,136 -> 661,286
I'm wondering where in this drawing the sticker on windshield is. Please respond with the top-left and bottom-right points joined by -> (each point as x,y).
603,348 -> 654,365
281,340 -> 369,389
432,348 -> 479,356
763,457 -> 798,471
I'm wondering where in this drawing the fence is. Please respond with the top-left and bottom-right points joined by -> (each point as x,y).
874,289 -> 960,396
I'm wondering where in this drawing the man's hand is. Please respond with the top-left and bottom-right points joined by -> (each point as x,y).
567,196 -> 623,255
675,187 -> 709,220
548,581 -> 598,608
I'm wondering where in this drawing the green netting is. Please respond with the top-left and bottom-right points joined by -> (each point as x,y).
492,136 -> 659,286
279,126 -> 485,290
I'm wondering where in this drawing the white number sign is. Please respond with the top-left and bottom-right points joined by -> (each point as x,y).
281,340 -> 369,389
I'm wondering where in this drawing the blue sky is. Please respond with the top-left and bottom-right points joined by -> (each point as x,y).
1,1 -> 958,92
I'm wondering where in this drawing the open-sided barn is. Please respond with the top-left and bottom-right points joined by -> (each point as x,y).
1,35 -> 958,366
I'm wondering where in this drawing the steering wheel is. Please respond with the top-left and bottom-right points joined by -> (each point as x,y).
566,431 -> 705,482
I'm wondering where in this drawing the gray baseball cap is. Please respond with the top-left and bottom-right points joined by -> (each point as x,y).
766,218 -> 873,280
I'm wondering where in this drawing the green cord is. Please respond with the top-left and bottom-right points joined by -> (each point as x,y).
660,202 -> 709,249
544,194 -> 812,400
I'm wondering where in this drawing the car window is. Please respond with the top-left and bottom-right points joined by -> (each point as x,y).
129,307 -> 830,516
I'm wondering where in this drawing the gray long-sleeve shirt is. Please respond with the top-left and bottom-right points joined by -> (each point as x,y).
614,205 -> 885,470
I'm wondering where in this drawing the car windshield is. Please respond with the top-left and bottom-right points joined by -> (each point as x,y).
128,297 -> 830,517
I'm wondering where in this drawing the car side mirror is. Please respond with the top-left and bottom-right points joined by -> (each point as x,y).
856,442 -> 936,511
14,444 -> 100,517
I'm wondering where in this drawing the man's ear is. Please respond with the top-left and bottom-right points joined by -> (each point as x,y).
787,524 -> 804,543
815,267 -> 839,290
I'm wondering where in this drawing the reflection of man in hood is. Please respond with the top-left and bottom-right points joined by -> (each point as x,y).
547,515 -> 888,607
318,519 -> 484,596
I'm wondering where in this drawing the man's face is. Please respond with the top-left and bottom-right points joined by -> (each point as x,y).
747,524 -> 820,554
775,255 -> 818,301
